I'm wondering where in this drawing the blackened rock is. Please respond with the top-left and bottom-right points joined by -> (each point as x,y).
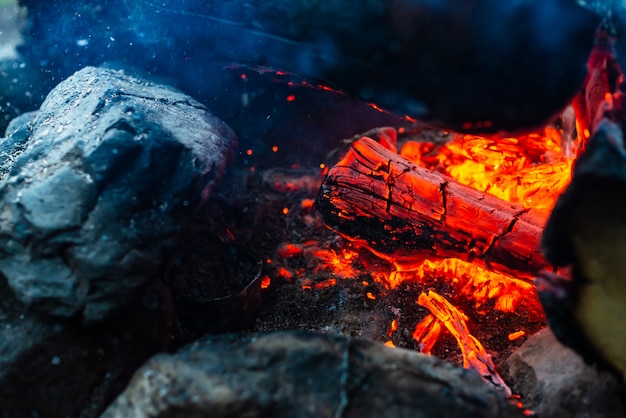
501,328 -> 625,417
0,66 -> 237,322
102,331 -> 523,418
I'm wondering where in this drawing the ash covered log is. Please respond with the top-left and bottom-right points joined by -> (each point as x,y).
17,0 -> 599,134
102,331 -> 524,418
316,137 -> 549,282
0,66 -> 237,322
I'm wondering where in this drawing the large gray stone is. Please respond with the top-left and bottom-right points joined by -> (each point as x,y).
501,327 -> 625,417
0,274 -> 173,418
0,66 -> 237,322
102,331 -> 523,418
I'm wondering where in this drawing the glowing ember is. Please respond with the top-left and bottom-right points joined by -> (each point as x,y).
261,275 -> 271,289
508,331 -> 526,341
314,278 -> 337,289
400,126 -> 573,214
388,319 -> 398,336
268,117 -> 577,395
412,314 -> 443,355
417,291 -> 511,396
300,198 -> 315,209
311,248 -> 359,279
276,243 -> 304,258
275,267 -> 293,281
403,258 -> 538,314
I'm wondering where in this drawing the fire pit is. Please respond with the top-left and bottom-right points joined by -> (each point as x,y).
0,0 -> 625,417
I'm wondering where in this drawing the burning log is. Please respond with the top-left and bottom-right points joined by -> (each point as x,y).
571,29 -> 623,155
316,136 -> 550,282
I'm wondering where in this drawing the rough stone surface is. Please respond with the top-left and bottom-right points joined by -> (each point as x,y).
0,275 -> 174,418
501,327 -> 626,417
102,331 -> 523,418
0,66 -> 237,322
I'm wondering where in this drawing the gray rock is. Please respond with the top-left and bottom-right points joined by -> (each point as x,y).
102,331 -> 523,418
0,66 -> 237,322
501,327 -> 625,417
0,274 -> 174,418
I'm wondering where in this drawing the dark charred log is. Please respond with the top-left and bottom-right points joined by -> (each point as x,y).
316,136 -> 550,282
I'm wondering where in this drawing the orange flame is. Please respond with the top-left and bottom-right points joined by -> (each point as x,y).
279,118 -> 576,394
400,126 -> 573,213
405,258 -> 536,313
311,248 -> 359,279
417,291 -> 511,396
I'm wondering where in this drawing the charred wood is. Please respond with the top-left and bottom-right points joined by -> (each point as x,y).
571,28 -> 623,155
316,137 -> 550,282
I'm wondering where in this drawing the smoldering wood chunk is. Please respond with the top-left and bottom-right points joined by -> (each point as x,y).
316,137 -> 549,282
102,331 -> 524,418
540,119 -> 626,380
501,328 -> 625,418
0,66 -> 237,322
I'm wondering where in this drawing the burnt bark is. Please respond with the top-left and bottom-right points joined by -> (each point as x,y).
316,137 -> 549,282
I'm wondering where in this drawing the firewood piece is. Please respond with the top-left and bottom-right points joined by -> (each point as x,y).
417,290 -> 511,396
572,30 -> 622,156
316,137 -> 549,282
539,119 -> 626,380
102,331 -> 524,418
